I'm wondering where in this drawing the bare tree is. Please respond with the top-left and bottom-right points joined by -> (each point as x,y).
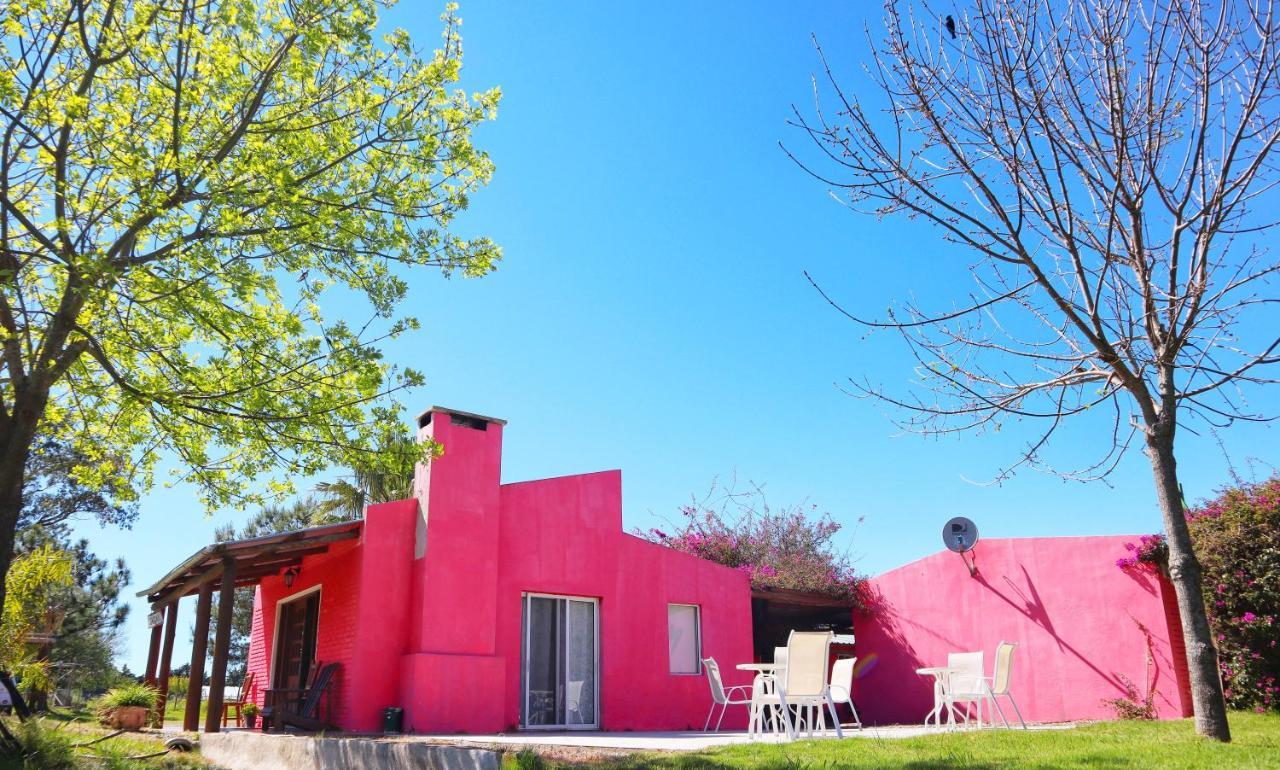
788,0 -> 1280,741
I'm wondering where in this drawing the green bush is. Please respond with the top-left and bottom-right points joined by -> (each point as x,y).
93,682 -> 159,723
14,718 -> 77,770
512,749 -> 548,770
99,683 -> 158,710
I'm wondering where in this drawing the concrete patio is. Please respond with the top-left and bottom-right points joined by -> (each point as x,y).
201,724 -> 1078,770
416,722 -> 1075,750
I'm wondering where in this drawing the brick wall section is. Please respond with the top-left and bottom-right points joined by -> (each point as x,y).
246,589 -> 268,706
251,539 -> 363,728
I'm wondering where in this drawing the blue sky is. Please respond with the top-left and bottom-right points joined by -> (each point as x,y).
75,1 -> 1278,674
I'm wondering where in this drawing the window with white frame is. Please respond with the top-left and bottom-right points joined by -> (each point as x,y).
667,604 -> 701,674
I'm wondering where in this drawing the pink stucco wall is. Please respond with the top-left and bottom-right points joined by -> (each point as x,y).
246,408 -> 755,734
853,536 -> 1192,725
398,409 -> 755,733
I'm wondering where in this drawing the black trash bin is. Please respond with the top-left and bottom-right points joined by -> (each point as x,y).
382,707 -> 404,735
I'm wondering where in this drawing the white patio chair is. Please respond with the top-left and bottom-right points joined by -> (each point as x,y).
942,651 -> 986,728
828,657 -> 862,729
702,658 -> 752,731
567,680 -> 584,724
982,641 -> 1027,729
752,631 -> 843,740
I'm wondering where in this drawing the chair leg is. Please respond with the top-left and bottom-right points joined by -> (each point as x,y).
715,702 -> 729,732
777,694 -> 797,740
825,693 -> 844,739
989,694 -> 1010,729
1005,694 -> 1027,729
704,703 -> 716,732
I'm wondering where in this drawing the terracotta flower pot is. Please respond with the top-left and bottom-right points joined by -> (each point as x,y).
110,706 -> 150,731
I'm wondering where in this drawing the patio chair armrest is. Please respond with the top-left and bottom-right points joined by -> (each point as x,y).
724,685 -> 752,697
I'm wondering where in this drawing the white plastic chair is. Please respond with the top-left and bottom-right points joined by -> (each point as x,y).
566,680 -> 584,724
828,657 -> 862,729
982,641 -> 1026,729
943,651 -> 986,727
702,658 -> 752,731
752,631 -> 843,740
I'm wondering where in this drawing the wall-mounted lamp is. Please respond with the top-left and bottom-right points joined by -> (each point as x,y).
283,566 -> 300,589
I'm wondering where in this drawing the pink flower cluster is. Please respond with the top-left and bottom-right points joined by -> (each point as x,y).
1115,534 -> 1167,572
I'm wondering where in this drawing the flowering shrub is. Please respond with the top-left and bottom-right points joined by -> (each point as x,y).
640,480 -> 868,606
1187,476 -> 1280,714
1120,476 -> 1280,712
1115,534 -> 1169,573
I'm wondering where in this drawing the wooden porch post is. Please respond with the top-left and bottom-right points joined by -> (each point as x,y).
153,600 -> 179,725
184,582 -> 214,732
142,609 -> 163,686
204,556 -> 237,734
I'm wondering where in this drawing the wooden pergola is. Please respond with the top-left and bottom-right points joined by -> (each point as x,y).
135,520 -> 362,732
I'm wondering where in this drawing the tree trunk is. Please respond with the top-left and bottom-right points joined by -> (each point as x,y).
0,438 -> 29,622
1146,425 -> 1231,741
0,397 -> 44,622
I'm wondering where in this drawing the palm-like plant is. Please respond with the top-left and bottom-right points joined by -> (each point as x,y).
313,432 -> 421,519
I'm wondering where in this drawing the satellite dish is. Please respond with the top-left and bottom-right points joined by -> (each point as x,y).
943,516 -> 979,553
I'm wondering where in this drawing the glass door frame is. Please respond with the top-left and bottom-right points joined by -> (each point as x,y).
520,592 -> 601,731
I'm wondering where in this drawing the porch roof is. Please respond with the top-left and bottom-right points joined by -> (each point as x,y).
136,519 -> 363,604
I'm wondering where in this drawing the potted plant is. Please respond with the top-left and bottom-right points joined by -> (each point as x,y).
95,683 -> 158,731
243,702 -> 261,729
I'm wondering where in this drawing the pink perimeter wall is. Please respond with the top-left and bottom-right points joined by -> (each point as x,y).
854,536 -> 1192,725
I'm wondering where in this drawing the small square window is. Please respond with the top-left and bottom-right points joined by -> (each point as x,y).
668,604 -> 701,674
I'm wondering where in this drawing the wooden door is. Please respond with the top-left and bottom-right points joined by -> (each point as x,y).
272,591 -> 320,706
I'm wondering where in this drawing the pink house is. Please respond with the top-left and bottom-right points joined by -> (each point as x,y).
140,405 -> 1192,734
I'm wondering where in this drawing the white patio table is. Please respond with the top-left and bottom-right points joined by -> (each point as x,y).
916,666 -> 962,726
738,663 -> 786,736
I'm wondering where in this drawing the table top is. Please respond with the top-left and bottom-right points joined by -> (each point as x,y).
915,666 -> 959,676
736,663 -> 782,672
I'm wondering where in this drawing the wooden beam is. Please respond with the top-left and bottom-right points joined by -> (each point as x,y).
142,612 -> 163,686
153,601 -> 179,726
204,556 -> 237,734
183,582 -> 213,732
153,561 -> 224,607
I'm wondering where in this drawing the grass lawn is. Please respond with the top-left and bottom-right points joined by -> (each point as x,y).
564,712 -> 1280,770
1,717 -> 208,770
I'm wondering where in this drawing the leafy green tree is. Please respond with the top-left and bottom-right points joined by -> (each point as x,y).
15,526 -> 130,709
0,0 -> 500,615
17,430 -> 137,533
0,545 -> 73,693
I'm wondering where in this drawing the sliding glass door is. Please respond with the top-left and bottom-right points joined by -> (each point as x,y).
521,594 -> 599,729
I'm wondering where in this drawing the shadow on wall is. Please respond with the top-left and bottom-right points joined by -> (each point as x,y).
973,566 -> 1127,696
852,586 -> 929,725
